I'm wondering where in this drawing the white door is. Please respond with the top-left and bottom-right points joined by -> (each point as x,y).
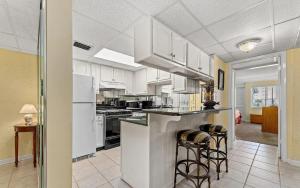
173,74 -> 186,92
187,42 -> 200,71
146,67 -> 158,83
158,70 -> 171,81
113,68 -> 125,83
200,51 -> 210,75
172,33 -> 187,65
101,66 -> 114,82
73,74 -> 95,102
153,20 -> 172,60
73,103 -> 96,158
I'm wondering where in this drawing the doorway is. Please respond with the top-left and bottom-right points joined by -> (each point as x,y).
229,52 -> 287,159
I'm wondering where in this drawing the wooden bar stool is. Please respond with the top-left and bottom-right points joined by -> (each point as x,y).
174,129 -> 211,188
199,124 -> 228,180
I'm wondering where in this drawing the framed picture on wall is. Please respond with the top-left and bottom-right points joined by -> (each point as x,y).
218,69 -> 224,90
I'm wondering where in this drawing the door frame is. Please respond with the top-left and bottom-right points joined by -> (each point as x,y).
227,51 -> 287,161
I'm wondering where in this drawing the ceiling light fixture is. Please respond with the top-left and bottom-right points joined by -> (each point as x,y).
249,63 -> 278,70
94,48 -> 141,67
236,38 -> 262,52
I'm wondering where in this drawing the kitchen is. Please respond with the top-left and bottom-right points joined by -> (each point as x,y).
70,0 -> 300,188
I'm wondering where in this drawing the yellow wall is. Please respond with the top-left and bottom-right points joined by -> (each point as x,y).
0,48 -> 38,161
243,80 -> 278,122
287,48 -> 300,160
211,55 -> 230,128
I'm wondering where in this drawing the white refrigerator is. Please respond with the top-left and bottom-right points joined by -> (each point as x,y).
73,74 -> 96,159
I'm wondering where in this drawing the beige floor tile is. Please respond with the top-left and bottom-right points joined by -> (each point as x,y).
8,174 -> 38,188
250,167 -> 279,184
228,160 -> 251,173
235,147 -> 257,154
230,150 -> 255,159
73,159 -> 93,171
246,175 -> 280,188
110,178 -> 132,188
279,163 -> 300,180
256,150 -> 278,158
97,182 -> 113,188
213,177 -> 244,188
252,160 -> 278,173
258,146 -> 277,153
73,163 -> 98,181
242,144 -> 259,150
10,166 -> 37,181
230,155 -> 253,165
0,172 -> 12,185
254,155 -> 278,165
280,174 -> 300,188
219,168 -> 248,184
0,182 -> 9,188
77,173 -> 107,188
101,165 -> 121,181
91,159 -> 117,172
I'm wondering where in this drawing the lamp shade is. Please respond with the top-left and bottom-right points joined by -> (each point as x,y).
19,104 -> 37,114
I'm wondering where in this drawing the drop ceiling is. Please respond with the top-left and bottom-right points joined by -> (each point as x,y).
0,0 -> 299,64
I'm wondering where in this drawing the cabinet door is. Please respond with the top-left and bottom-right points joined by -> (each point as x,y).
173,74 -> 186,92
96,115 -> 104,148
146,67 -> 158,83
200,51 -> 210,75
73,61 -> 91,76
153,20 -> 172,60
113,68 -> 125,83
124,71 -> 133,94
134,69 -> 147,94
187,42 -> 200,71
158,70 -> 171,81
172,33 -> 187,66
100,66 -> 114,82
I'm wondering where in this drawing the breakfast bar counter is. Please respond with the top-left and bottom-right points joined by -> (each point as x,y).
120,107 -> 231,188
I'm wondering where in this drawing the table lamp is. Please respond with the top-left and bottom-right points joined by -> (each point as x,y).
19,104 -> 37,125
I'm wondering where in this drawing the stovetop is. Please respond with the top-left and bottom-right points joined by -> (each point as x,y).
96,109 -> 132,116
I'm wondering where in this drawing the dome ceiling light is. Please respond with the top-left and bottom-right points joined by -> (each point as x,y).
236,38 -> 262,52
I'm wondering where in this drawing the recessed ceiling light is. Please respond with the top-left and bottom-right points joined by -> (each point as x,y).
236,38 -> 262,52
94,48 -> 141,67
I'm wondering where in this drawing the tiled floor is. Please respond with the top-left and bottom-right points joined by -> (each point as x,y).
0,159 -> 38,188
72,141 -> 300,188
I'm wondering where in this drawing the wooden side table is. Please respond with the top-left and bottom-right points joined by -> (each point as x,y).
14,124 -> 37,167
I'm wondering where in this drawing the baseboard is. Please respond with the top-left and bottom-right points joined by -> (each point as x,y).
0,154 -> 33,166
286,159 -> 300,167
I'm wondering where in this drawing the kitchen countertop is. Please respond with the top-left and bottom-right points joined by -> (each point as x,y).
120,116 -> 147,126
142,107 -> 231,116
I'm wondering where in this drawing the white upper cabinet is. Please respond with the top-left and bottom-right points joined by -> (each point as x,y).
200,51 -> 210,75
158,70 -> 171,81
134,68 -> 148,94
124,70 -> 133,94
113,68 -> 125,83
173,74 -> 186,92
171,32 -> 187,66
134,17 -> 213,81
90,64 -> 101,93
153,20 -> 173,60
100,66 -> 114,82
187,42 -> 200,71
173,74 -> 199,94
146,67 -> 158,83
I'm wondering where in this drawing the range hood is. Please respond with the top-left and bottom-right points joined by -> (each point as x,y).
99,81 -> 126,91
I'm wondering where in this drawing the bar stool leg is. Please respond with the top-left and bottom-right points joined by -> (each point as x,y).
207,143 -> 211,188
174,141 -> 179,188
216,136 -> 220,180
225,135 -> 228,173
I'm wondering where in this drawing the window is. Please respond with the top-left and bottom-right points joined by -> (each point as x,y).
251,86 -> 277,108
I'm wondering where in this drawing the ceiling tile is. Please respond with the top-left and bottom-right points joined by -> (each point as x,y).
273,0 -> 300,24
0,5 -> 13,34
231,43 -> 274,60
222,27 -> 272,52
105,34 -> 134,56
0,32 -> 18,48
18,38 -> 37,54
181,0 -> 264,26
74,0 -> 142,32
203,44 -> 227,55
207,1 -> 271,42
8,6 -> 39,41
217,53 -> 235,63
73,12 -> 120,56
125,0 -> 178,15
186,29 -> 217,49
156,2 -> 201,36
123,15 -> 148,38
275,18 -> 300,49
